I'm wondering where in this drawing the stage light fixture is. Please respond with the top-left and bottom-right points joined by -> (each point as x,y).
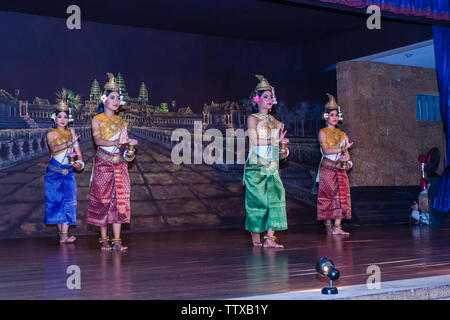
316,257 -> 340,295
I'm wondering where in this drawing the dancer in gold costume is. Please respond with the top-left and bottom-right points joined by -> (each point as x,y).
317,94 -> 354,235
244,75 -> 289,248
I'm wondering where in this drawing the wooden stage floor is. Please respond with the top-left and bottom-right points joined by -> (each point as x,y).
1,223 -> 450,300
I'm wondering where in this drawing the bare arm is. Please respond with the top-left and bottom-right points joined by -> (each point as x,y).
69,128 -> 83,162
340,134 -> 353,161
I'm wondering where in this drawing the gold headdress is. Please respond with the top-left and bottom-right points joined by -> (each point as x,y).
56,99 -> 69,112
52,98 -> 73,123
252,74 -> 277,106
325,93 -> 338,110
322,93 -> 343,121
104,72 -> 119,93
99,72 -> 126,106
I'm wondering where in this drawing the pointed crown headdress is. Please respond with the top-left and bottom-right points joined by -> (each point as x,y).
252,74 -> 277,106
52,98 -> 73,123
322,93 -> 343,121
104,72 -> 120,93
99,72 -> 126,106
56,99 -> 69,112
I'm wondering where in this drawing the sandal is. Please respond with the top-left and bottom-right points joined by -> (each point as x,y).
263,235 -> 284,248
251,232 -> 262,247
332,225 -> 349,236
111,238 -> 128,252
59,231 -> 76,244
324,222 -> 333,235
99,237 -> 112,251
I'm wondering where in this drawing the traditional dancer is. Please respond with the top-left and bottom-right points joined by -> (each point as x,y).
87,73 -> 137,251
244,75 -> 289,248
45,98 -> 84,243
317,93 -> 354,235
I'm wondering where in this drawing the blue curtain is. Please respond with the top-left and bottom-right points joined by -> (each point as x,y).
319,0 -> 450,19
365,0 -> 450,14
433,26 -> 450,213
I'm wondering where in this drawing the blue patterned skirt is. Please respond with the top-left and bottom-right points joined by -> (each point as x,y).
44,158 -> 77,225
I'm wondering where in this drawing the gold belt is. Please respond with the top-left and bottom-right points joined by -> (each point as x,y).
97,151 -> 123,164
48,164 -> 72,175
322,159 -> 348,170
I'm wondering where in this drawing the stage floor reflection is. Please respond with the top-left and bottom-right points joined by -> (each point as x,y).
1,223 -> 450,299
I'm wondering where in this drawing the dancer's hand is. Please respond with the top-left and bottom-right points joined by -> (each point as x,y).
280,124 -> 287,141
273,125 -> 287,145
73,161 -> 82,170
119,127 -> 128,144
71,135 -> 80,144
340,151 -> 350,161
345,141 -> 354,150
69,128 -> 80,144
344,135 -> 354,150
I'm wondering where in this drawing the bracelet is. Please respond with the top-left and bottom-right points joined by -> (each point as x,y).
341,146 -> 346,153
75,160 -> 85,170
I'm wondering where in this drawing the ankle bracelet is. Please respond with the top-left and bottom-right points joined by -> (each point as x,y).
99,237 -> 110,243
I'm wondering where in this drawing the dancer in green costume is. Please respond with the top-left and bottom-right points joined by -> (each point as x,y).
244,75 -> 289,248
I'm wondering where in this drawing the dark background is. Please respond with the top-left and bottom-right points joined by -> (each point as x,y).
0,0 -> 433,113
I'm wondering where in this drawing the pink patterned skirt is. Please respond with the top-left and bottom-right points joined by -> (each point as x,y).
317,158 -> 351,221
87,147 -> 131,227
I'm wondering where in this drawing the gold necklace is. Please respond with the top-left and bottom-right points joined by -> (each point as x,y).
256,113 -> 275,129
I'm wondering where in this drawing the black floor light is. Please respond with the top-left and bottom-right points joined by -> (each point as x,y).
316,257 -> 340,295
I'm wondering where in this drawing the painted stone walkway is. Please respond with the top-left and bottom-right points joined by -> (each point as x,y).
0,138 -> 315,238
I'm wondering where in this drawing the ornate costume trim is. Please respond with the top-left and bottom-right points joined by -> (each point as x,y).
50,129 -> 73,157
321,127 -> 345,149
94,113 -> 127,141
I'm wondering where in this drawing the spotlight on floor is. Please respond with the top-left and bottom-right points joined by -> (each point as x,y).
316,257 -> 340,295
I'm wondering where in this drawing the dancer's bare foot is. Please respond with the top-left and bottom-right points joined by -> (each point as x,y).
99,237 -> 112,251
59,232 -> 76,244
324,222 -> 333,235
332,225 -> 349,236
111,239 -> 128,251
251,232 -> 262,247
263,235 -> 284,248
